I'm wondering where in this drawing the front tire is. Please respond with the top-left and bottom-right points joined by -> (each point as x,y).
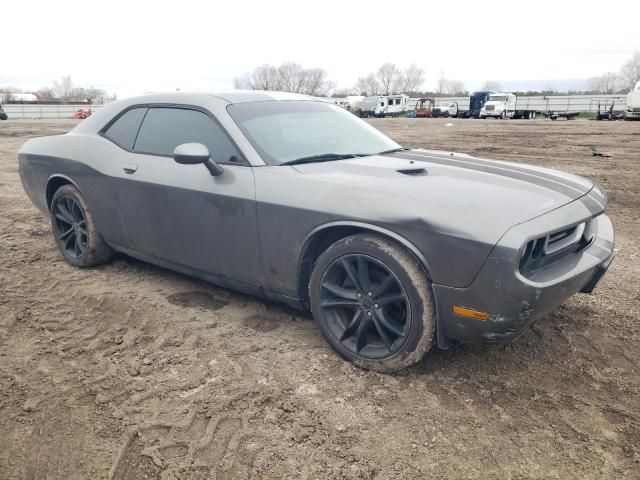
309,234 -> 435,372
50,184 -> 113,267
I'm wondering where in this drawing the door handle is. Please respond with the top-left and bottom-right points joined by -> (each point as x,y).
123,163 -> 138,174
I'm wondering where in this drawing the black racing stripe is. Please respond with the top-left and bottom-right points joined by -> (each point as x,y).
390,151 -> 589,198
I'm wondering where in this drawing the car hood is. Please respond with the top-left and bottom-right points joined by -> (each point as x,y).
291,148 -> 594,231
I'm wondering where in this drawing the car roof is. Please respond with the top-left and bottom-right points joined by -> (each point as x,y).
128,90 -> 317,105
71,90 -> 322,135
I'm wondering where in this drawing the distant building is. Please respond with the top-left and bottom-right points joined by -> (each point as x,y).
9,93 -> 39,103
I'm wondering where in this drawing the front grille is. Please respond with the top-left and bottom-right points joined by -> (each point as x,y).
486,105 -> 495,111
548,227 -> 575,243
519,220 -> 594,274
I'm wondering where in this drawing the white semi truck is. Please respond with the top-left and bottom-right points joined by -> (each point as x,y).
625,81 -> 640,120
480,93 -> 517,119
479,92 -> 581,120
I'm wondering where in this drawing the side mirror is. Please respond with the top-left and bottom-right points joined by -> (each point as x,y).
173,143 -> 224,176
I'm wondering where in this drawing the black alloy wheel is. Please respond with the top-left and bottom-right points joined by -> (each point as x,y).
52,195 -> 88,259
49,184 -> 113,267
319,254 -> 411,359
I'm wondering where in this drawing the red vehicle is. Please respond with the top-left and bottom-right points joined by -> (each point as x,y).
73,108 -> 92,119
415,98 -> 435,118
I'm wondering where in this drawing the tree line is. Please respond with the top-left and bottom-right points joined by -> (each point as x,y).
237,52 -> 640,98
589,52 -> 640,94
0,75 -> 116,103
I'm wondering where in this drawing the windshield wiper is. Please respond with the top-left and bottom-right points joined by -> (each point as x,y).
376,147 -> 409,155
280,153 -> 361,166
281,148 -> 408,166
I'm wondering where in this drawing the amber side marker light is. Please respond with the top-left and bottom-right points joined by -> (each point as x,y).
452,305 -> 490,321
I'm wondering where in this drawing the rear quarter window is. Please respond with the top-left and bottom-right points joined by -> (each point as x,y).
103,107 -> 147,150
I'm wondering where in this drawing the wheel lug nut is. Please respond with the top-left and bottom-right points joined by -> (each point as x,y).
367,311 -> 372,317
357,293 -> 362,298
367,291 -> 372,297
358,305 -> 362,310
374,304 -> 379,309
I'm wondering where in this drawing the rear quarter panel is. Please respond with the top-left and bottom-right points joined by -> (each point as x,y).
19,133 -> 132,247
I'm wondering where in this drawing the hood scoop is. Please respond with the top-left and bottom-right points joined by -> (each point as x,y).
397,167 -> 427,176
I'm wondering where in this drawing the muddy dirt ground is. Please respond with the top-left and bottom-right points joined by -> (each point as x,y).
1,117 -> 638,479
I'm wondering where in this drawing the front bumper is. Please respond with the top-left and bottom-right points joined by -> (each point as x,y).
433,191 -> 614,345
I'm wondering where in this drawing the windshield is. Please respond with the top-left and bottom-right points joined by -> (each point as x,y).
488,95 -> 507,102
227,101 -> 401,165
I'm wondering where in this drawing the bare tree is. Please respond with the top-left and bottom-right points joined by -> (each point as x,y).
332,87 -> 355,98
81,86 -> 109,103
482,80 -> 503,91
0,87 -> 18,103
233,62 -> 334,96
252,64 -> 280,90
232,73 -> 252,89
619,51 -> 640,91
448,80 -> 466,95
399,64 -> 425,93
376,63 -> 400,95
278,62 -> 303,92
35,88 -> 54,102
355,73 -> 380,96
589,72 -> 620,94
52,75 -> 75,99
436,72 -> 465,95
299,67 -> 334,96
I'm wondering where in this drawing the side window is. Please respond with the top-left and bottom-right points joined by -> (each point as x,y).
103,107 -> 147,150
133,107 -> 241,164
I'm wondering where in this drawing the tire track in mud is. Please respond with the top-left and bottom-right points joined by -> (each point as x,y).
111,433 -> 161,480
111,413 -> 257,479
21,405 -> 94,480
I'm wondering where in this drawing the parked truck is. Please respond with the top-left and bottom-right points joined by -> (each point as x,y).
453,91 -> 492,118
625,80 -> 640,120
479,93 -> 540,119
479,93 -> 582,120
433,102 -> 457,117
0,101 -> 7,121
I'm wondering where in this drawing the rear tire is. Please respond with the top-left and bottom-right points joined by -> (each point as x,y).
50,184 -> 113,268
309,234 -> 435,372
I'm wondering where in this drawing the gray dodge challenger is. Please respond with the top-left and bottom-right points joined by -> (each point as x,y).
19,91 -> 615,371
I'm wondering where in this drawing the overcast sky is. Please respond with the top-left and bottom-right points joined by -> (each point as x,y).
2,0 -> 638,98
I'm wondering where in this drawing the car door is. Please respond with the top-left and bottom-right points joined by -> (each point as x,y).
117,106 -> 261,286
